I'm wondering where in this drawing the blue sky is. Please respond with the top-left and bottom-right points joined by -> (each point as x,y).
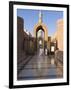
17,9 -> 63,36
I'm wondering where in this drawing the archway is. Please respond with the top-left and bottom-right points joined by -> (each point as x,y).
34,23 -> 48,51
37,28 -> 44,50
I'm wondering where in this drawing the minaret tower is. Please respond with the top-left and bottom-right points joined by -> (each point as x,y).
39,11 -> 42,23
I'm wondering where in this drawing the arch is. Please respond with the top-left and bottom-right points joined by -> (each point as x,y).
34,23 -> 48,41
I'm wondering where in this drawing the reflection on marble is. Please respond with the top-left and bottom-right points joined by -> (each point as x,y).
18,50 -> 63,80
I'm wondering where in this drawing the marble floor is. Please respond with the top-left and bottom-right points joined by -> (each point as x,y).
18,50 -> 63,80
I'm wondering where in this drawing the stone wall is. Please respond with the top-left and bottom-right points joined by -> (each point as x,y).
51,19 -> 63,75
17,16 -> 36,76
17,16 -> 25,61
56,19 -> 64,51
55,50 -> 63,76
17,16 -> 25,75
55,50 -> 63,63
51,19 -> 64,51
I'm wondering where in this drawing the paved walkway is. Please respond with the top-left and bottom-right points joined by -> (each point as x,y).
18,50 -> 63,80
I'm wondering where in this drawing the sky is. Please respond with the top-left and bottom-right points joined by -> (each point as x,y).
17,9 -> 63,36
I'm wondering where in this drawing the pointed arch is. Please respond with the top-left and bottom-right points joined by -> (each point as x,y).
34,23 -> 48,41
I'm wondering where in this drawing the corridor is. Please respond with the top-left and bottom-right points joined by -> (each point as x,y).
18,49 -> 63,80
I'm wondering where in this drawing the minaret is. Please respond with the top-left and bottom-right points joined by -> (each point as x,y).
39,11 -> 42,23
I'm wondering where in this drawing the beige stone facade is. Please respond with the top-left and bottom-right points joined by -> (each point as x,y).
34,22 -> 48,41
52,19 -> 64,51
17,16 -> 36,74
